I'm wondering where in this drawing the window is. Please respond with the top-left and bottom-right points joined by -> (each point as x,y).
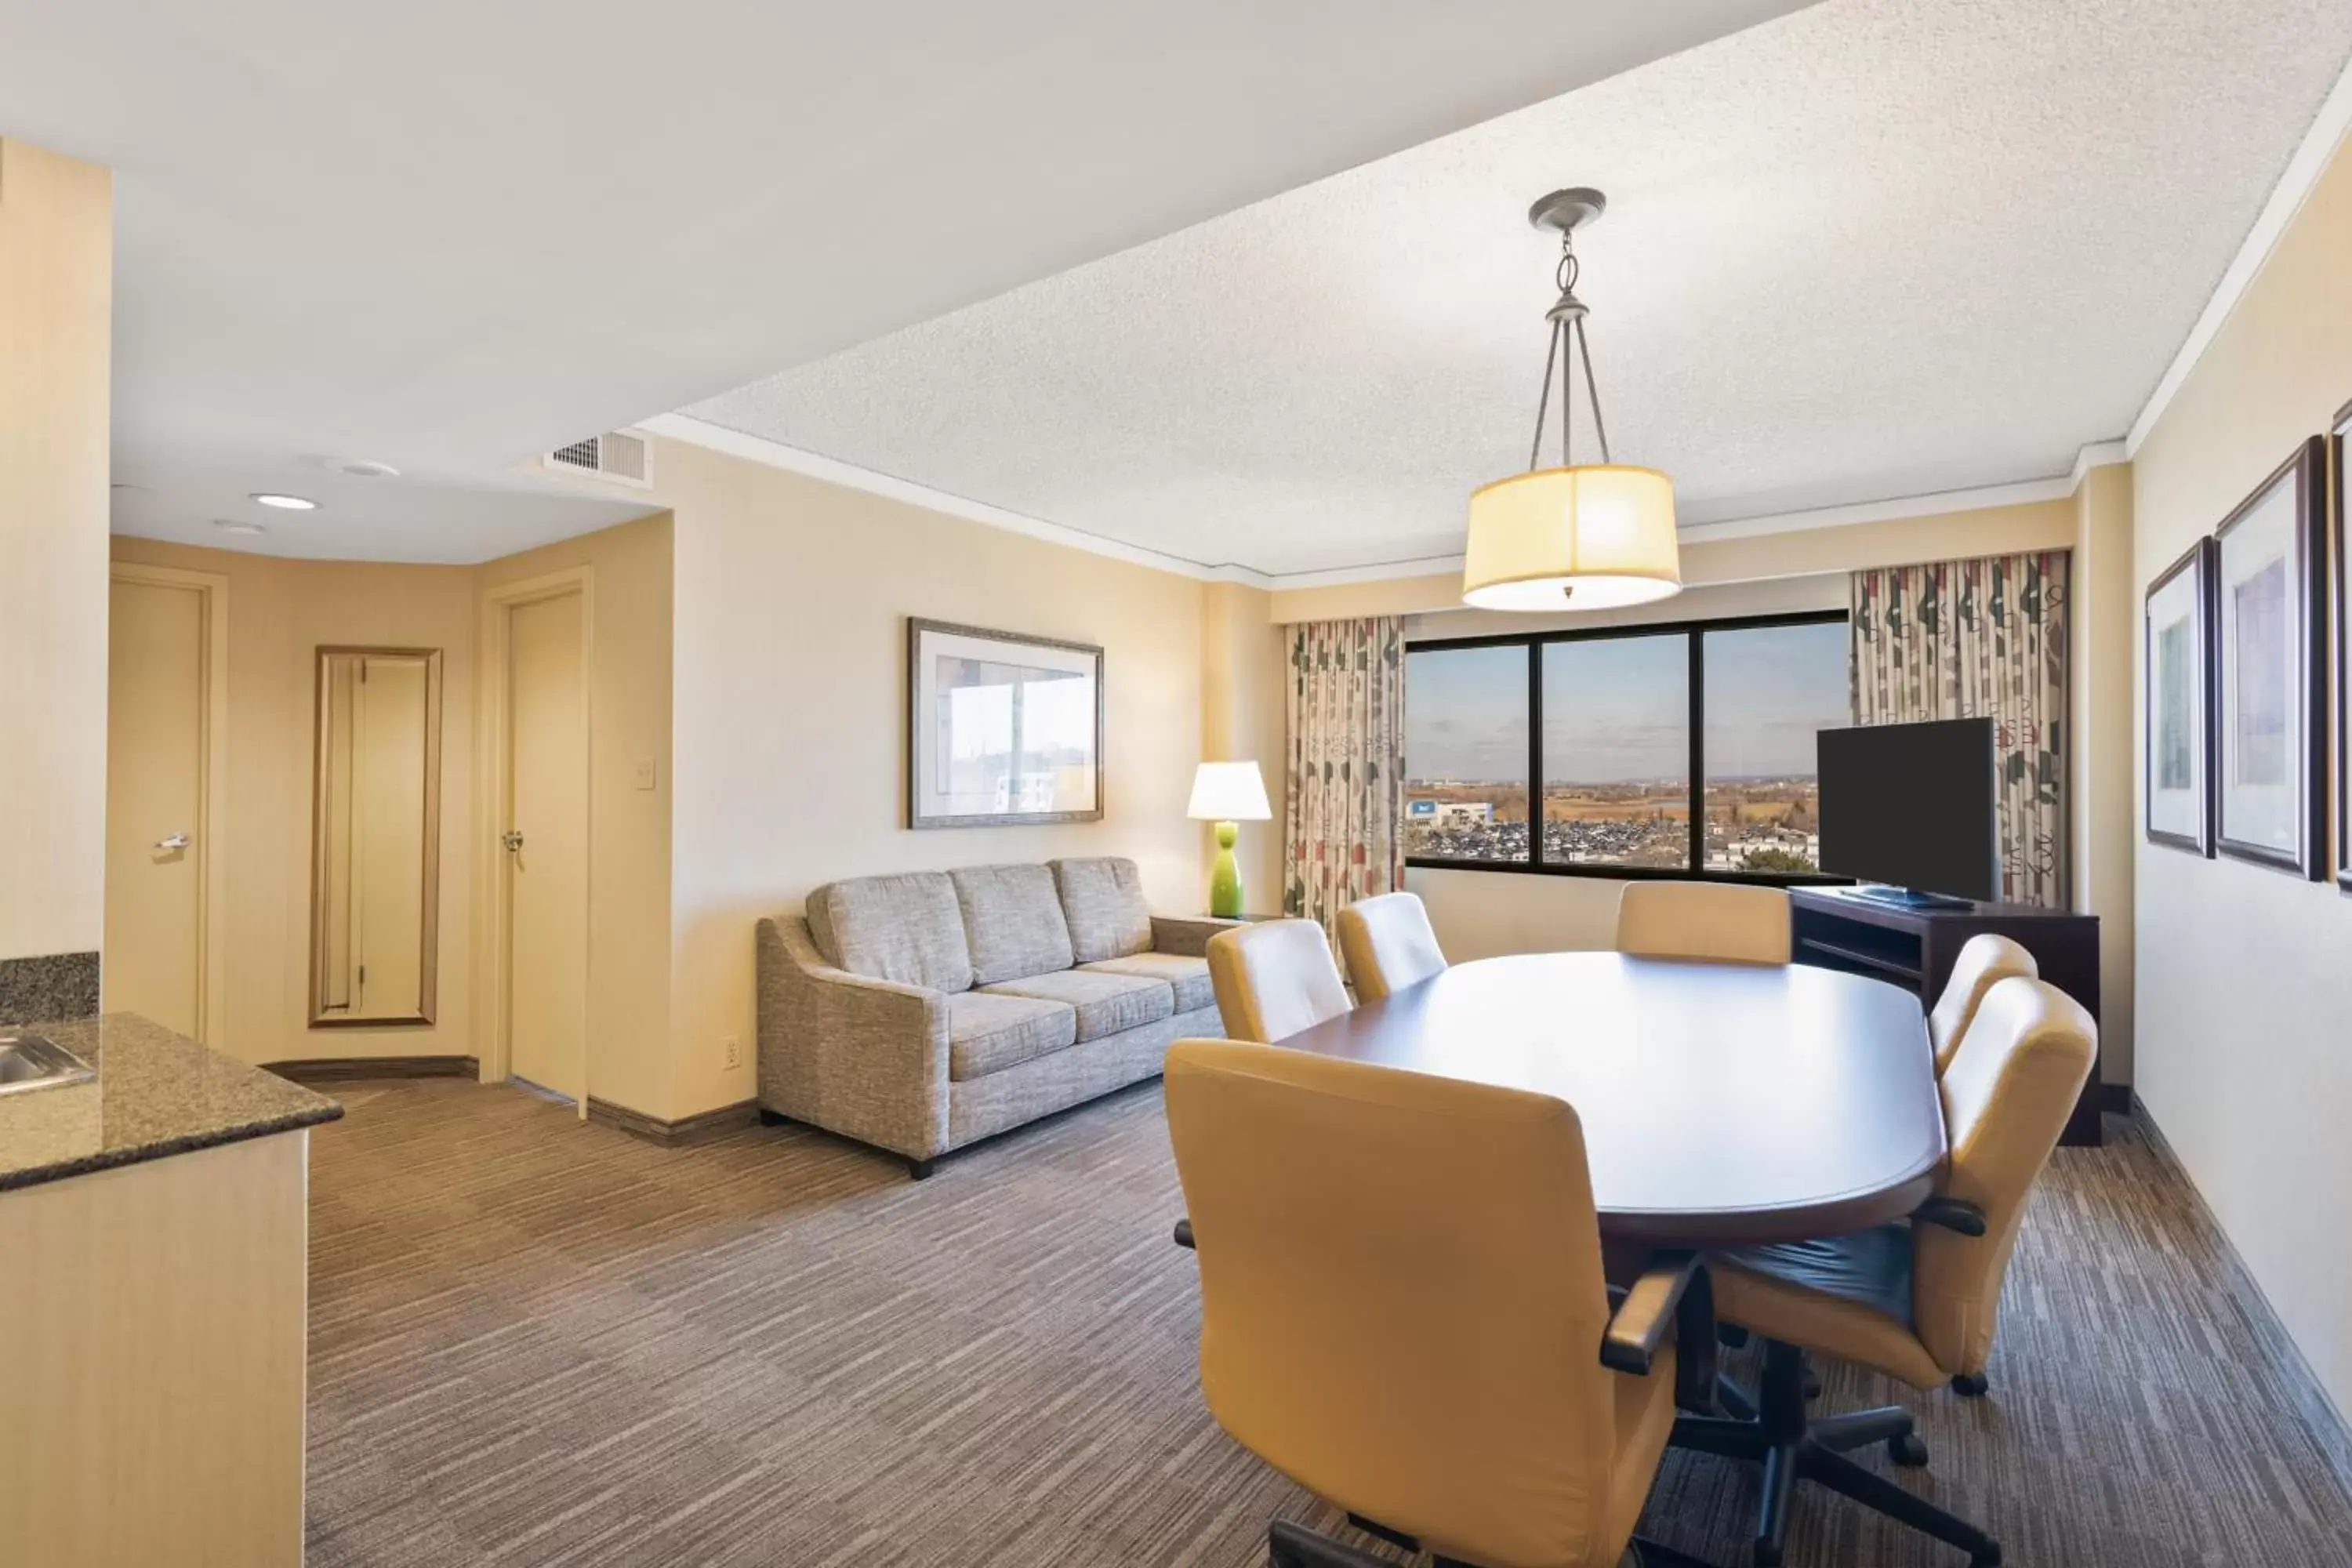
1404,612 -> 1849,880
1541,634 -> 1688,869
1402,644 -> 1528,862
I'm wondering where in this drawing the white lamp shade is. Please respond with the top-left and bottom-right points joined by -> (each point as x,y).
1461,463 -> 1682,611
1188,760 -> 1272,821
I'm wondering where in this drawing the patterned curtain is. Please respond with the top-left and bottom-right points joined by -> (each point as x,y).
1283,617 -> 1406,946
1849,551 -> 2071,907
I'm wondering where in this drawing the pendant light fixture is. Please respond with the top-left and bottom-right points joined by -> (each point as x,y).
1462,187 -> 1681,611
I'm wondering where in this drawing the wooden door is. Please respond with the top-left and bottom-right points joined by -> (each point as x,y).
505,592 -> 587,1099
105,577 -> 205,1036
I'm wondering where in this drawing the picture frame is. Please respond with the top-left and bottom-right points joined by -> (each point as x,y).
906,618 -> 1104,829
2143,536 -> 2216,855
2336,400 -> 2351,891
2212,437 -> 2327,877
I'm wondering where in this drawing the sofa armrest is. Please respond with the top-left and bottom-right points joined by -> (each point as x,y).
757,916 -> 951,1159
1151,915 -> 1250,958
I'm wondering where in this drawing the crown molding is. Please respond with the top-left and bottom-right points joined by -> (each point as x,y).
649,419 -> 2143,594
639,413 -> 1279,586
2125,54 -> 2352,457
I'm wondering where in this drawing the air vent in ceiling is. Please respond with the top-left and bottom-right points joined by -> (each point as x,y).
544,429 -> 652,488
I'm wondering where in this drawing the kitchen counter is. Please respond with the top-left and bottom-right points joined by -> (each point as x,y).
0,1012 -> 341,1192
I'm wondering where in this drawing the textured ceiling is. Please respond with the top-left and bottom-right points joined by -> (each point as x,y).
3,0 -> 1802,561
689,0 -> 2352,579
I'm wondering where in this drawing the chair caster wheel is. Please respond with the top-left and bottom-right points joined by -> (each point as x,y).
1753,1544 -> 1783,1568
1951,1371 -> 1990,1398
1970,1548 -> 2002,1567
1888,1432 -> 1929,1467
1802,1371 -> 1822,1401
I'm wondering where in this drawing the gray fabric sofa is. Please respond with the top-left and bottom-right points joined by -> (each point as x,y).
756,857 -> 1236,1175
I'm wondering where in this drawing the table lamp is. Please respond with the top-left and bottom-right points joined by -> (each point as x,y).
1187,760 -> 1273,919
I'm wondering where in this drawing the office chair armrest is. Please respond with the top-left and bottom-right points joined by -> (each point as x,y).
1172,1218 -> 1195,1250
1911,1196 -> 1987,1236
1602,1250 -> 1704,1376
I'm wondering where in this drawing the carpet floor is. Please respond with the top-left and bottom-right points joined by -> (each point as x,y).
303,1079 -> 2352,1567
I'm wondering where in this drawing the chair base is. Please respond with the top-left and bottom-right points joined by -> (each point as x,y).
1267,1518 -> 1722,1568
1672,1342 -> 1999,1567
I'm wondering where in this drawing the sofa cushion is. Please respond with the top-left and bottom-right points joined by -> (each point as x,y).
804,872 -> 974,993
946,991 -> 1079,1081
1079,953 -> 1214,1014
948,863 -> 1076,984
1049,857 -> 1153,964
980,969 -> 1173,1043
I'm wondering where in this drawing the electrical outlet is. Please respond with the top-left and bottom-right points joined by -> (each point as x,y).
722,1036 -> 742,1070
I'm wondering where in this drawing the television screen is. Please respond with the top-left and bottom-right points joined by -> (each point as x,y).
1817,717 -> 1998,902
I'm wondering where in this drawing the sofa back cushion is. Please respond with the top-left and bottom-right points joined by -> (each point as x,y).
804,873 -> 974,993
1050,857 -> 1153,964
949,864 -> 1076,984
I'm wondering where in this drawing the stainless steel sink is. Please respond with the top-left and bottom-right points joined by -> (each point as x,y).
0,1033 -> 96,1096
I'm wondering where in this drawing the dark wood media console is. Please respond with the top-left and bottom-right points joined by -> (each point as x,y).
1788,886 -> 2104,1146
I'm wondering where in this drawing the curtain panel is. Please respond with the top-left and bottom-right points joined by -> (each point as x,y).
1849,551 -> 2071,908
1283,616 -> 1406,946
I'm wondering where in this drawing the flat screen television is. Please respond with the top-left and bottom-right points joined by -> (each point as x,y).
1816,717 -> 1998,906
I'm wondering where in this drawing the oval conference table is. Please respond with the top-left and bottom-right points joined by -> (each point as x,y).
1274,950 -> 1947,1247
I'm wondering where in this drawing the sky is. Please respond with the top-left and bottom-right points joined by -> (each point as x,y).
1406,620 -> 1849,783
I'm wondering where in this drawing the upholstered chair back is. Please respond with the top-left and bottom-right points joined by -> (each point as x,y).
1927,933 -> 2039,1076
1613,882 -> 1791,966
1206,920 -> 1349,1044
1912,976 -> 2096,1377
1163,1038 -> 1624,1568
1335,892 -> 1447,1001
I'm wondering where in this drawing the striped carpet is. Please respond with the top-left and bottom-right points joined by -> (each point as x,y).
304,1080 -> 2352,1567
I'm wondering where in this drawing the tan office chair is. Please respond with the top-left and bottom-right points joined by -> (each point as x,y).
1335,891 -> 1447,1001
1927,933 -> 2038,1076
1614,882 -> 1791,965
1677,977 -> 2095,1568
1207,920 -> 1350,1044
1163,1038 -> 1719,1568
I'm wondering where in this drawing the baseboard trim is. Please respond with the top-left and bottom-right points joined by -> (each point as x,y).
266,1054 -> 480,1083
586,1096 -> 759,1147
2131,1094 -> 2352,1502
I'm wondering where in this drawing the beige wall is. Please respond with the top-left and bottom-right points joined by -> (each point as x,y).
108,539 -> 480,1067
2131,129 -> 2352,1414
476,515 -> 675,1119
2071,462 -> 2136,1077
1200,582 -> 1287,908
0,140 -> 111,963
660,437 -> 1211,1120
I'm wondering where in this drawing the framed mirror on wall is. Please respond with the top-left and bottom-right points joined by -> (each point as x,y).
310,647 -> 443,1025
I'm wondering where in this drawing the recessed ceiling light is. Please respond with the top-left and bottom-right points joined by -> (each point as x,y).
212,519 -> 267,535
329,459 -> 400,479
250,492 -> 317,510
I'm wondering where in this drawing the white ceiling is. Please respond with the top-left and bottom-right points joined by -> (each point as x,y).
2,0 -> 1806,562
688,0 -> 2352,580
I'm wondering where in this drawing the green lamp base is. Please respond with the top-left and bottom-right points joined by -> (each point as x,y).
1209,820 -> 1243,919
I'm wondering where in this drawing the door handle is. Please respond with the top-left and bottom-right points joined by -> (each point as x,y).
156,833 -> 191,852
501,830 -> 524,853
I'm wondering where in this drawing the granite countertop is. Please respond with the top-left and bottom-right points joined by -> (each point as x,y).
0,1013 -> 342,1192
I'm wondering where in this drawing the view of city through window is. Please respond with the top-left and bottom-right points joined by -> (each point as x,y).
1403,618 -> 1849,873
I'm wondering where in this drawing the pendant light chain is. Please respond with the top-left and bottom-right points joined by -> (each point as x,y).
1524,231 -> 1613,470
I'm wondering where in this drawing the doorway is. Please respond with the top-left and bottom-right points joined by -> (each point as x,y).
104,564 -> 228,1043
479,572 -> 591,1110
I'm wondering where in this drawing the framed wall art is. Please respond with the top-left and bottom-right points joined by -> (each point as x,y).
2212,437 -> 2327,877
2144,537 -> 2216,855
906,618 -> 1103,829
2336,400 -> 2351,891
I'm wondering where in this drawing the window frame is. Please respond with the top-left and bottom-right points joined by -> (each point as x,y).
1403,608 -> 1853,887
